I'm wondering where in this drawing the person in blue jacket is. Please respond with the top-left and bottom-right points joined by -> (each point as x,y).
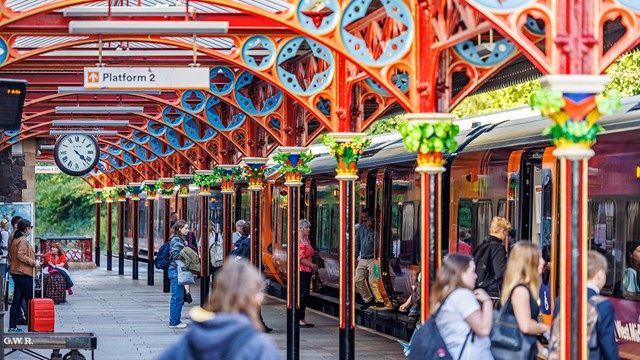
553,251 -> 620,360
159,259 -> 280,360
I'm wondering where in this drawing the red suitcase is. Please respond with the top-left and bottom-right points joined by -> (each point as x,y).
28,268 -> 55,332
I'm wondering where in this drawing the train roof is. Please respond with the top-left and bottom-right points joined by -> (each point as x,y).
306,94 -> 640,174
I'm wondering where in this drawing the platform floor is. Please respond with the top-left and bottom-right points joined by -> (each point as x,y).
3,257 -> 405,359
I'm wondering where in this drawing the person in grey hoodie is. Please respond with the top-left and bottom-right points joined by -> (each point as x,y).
168,220 -> 189,329
159,259 -> 280,360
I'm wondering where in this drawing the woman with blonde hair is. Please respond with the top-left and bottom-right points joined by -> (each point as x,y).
491,241 -> 549,359
159,260 -> 279,360
410,253 -> 494,360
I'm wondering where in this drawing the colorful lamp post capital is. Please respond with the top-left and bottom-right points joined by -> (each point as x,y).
401,113 -> 459,173
102,187 -> 116,203
157,178 -> 176,199
174,174 -> 194,198
321,133 -> 370,181
93,188 -> 103,204
243,157 -> 269,191
127,183 -> 144,202
214,165 -> 242,194
193,170 -> 216,196
142,180 -> 158,198
534,75 -> 620,160
273,147 -> 312,187
115,185 -> 128,202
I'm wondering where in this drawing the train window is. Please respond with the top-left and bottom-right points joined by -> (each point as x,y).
623,201 -> 640,299
497,200 -> 506,218
399,203 -> 414,263
316,205 -> 330,252
330,204 -> 339,255
458,200 -> 473,245
475,200 -> 493,248
588,200 -> 616,293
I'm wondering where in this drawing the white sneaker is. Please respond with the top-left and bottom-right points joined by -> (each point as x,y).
168,323 -> 187,329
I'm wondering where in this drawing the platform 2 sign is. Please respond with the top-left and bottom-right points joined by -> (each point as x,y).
83,67 -> 210,90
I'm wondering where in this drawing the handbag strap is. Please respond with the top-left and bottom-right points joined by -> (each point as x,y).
457,331 -> 473,360
500,283 -> 530,320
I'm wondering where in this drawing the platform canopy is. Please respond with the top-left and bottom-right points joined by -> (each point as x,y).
1,0 -> 640,187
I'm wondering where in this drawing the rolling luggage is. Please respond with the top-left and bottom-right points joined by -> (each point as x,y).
29,268 -> 55,332
44,272 -> 67,304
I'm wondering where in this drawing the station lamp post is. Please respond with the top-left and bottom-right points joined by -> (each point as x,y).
93,188 -> 102,267
399,113 -> 458,323
273,147 -> 312,360
321,134 -> 370,360
143,180 -> 158,286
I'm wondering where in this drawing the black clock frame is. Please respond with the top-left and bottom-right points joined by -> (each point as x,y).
53,134 -> 100,176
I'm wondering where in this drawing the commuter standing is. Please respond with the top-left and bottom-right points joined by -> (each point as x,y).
158,260 -> 280,360
298,219 -> 317,328
473,216 -> 510,298
169,211 -> 179,229
208,222 -> 224,285
7,219 -> 39,333
494,241 -> 549,360
233,220 -> 246,249
0,219 -> 10,277
355,210 -> 384,309
551,251 -> 620,360
168,220 -> 189,329
410,254 -> 494,360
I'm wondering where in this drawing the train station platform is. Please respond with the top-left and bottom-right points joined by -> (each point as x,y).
3,258 -> 405,360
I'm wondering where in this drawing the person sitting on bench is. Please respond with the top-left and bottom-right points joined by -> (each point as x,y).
44,243 -> 74,295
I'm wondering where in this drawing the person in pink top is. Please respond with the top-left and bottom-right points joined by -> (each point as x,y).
299,219 -> 318,328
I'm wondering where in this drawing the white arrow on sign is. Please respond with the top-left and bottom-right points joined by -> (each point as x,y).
88,72 -> 99,82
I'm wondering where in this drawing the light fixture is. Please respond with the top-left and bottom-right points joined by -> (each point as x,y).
69,21 -> 229,35
52,120 -> 130,127
63,6 -> 187,17
55,106 -> 143,114
332,188 -> 339,198
50,130 -> 119,136
58,87 -> 161,95
637,164 -> 640,180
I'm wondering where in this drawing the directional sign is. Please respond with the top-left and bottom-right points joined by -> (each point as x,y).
84,67 -> 210,90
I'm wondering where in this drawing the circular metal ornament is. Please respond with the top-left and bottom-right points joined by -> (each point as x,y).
184,115 -> 216,142
181,90 -> 207,113
453,38 -> 516,67
0,38 -> 8,65
161,107 -> 185,127
297,0 -> 340,35
234,72 -> 283,116
276,37 -> 334,96
364,72 -> 409,96
471,0 -> 533,11
340,0 -> 414,67
242,36 -> 277,71
205,97 -> 246,131
209,67 -> 235,95
54,134 -> 100,176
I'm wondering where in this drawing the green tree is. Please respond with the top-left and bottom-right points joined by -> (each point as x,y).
365,114 -> 407,135
605,50 -> 640,97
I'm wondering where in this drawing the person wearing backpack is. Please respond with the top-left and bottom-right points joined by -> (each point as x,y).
208,222 -> 224,285
167,220 -> 189,329
409,253 -> 494,360
159,259 -> 279,360
472,217 -> 510,299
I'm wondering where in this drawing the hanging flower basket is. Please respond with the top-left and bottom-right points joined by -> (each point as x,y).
156,178 -> 176,199
321,133 -> 371,181
193,170 -> 218,196
142,180 -> 158,199
126,183 -> 144,201
272,148 -> 313,187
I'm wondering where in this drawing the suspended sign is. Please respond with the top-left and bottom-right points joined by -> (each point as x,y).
83,67 -> 210,90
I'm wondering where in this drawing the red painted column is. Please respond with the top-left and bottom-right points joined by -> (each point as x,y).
143,180 -> 158,286
244,157 -> 268,269
216,165 -> 239,259
163,197 -> 171,293
94,189 -> 102,267
106,194 -> 113,272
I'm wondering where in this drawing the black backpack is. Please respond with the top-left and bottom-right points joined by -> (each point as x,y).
409,292 -> 471,360
229,235 -> 250,260
154,241 -> 172,270
473,241 -> 495,291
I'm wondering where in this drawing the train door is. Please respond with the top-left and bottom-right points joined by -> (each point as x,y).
506,150 -> 522,245
539,147 -> 558,323
371,169 -> 397,307
519,149 -> 544,244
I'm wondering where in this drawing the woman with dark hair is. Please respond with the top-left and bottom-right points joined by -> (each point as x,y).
159,260 -> 279,360
7,219 -> 39,333
624,241 -> 640,293
410,254 -> 494,359
168,220 -> 189,329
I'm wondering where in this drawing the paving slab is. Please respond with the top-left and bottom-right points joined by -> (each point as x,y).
3,256 -> 405,359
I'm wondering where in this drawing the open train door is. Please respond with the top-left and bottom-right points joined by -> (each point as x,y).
369,169 -> 396,308
539,147 -> 558,324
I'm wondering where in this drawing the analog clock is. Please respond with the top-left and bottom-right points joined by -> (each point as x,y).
53,134 -> 100,176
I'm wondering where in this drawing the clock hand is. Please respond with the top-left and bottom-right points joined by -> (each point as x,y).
73,149 -> 87,162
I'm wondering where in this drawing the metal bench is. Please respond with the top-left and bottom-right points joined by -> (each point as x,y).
3,332 -> 97,360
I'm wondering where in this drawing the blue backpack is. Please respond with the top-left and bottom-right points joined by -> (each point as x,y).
229,235 -> 250,260
408,293 -> 471,360
154,241 -> 172,270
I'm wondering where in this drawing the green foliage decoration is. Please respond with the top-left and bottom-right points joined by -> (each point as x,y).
193,172 -> 220,186
321,135 -> 371,163
272,151 -> 314,175
212,166 -> 244,180
398,121 -> 459,154
101,187 -> 118,201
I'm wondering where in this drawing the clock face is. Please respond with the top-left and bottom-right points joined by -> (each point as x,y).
53,135 -> 100,176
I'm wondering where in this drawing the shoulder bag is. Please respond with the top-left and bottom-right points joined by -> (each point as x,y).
490,285 -> 537,360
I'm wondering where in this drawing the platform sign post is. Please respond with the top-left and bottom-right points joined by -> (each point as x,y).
94,189 -> 102,267
322,134 -> 371,360
534,75 -> 617,360
273,147 -> 312,360
400,114 -> 458,323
